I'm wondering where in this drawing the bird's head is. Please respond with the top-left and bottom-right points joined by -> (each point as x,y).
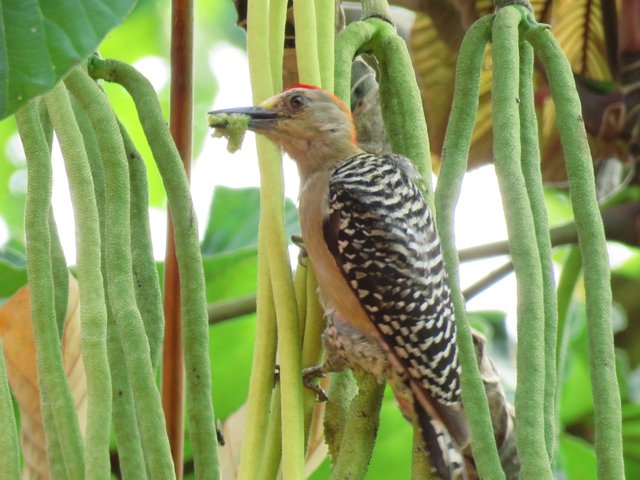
209,85 -> 361,174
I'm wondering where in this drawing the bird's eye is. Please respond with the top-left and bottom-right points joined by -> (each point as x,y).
289,94 -> 306,111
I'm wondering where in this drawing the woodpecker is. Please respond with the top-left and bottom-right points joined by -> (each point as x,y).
210,85 -> 469,477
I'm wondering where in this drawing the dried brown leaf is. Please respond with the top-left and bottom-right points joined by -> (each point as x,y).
0,276 -> 87,480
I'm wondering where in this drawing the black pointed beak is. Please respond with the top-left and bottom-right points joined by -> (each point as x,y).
207,106 -> 284,130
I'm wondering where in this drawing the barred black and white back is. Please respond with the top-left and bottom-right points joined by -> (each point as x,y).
323,152 -> 462,406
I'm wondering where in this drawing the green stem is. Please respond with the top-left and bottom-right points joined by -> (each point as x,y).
120,124 -> 164,371
0,339 -> 20,479
108,307 -> 148,480
268,0 -> 288,92
554,246 -> 582,452
301,266 -> 326,448
492,7 -> 551,478
315,0 -> 335,90
259,386 -> 283,480
51,76 -> 115,480
370,19 -> 433,193
65,67 -> 174,479
247,1 -> 305,477
361,0 -> 393,20
518,38 -> 558,461
555,247 -> 582,378
70,85 -> 148,480
293,0 -> 322,86
329,373 -> 385,480
18,97 -> 85,479
36,104 -> 68,336
435,15 -> 506,480
89,58 -> 220,478
526,25 -> 625,479
411,414 -> 434,480
237,237 -> 278,480
334,21 -> 378,103
208,294 -> 257,324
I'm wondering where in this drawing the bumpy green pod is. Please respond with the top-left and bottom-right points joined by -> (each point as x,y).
19,94 -> 85,480
88,57 -> 219,479
435,14 -> 506,480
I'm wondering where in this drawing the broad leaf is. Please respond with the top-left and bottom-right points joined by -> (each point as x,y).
0,248 -> 26,302
0,0 -> 138,119
201,186 -> 300,255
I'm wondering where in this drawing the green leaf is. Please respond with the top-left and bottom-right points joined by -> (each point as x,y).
0,0 -> 138,119
558,433 -> 598,480
202,247 -> 258,303
201,186 -> 300,255
0,248 -> 26,302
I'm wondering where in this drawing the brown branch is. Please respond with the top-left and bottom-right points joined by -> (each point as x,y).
162,0 -> 194,478
458,201 -> 640,262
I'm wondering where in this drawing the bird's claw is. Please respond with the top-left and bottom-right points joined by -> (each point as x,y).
302,365 -> 328,402
274,364 -> 328,401
291,235 -> 309,260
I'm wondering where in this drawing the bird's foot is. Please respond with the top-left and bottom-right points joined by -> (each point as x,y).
302,365 -> 328,402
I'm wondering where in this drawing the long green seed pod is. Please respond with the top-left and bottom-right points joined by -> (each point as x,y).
371,19 -> 432,191
334,21 -> 378,103
48,76 -> 114,480
526,25 -> 625,480
65,67 -> 174,479
324,370 -> 357,462
69,86 -> 149,480
108,315 -> 148,480
268,0 -> 287,92
247,0 -> 305,477
237,4 -> 289,476
88,57 -> 219,478
435,15 -> 505,480
492,7 -> 551,478
517,38 -> 558,461
315,0 -> 335,91
119,124 -> 164,371
329,373 -> 385,480
37,103 -> 68,340
239,237 -> 278,480
0,339 -> 20,479
293,0 -> 322,86
18,96 -> 85,480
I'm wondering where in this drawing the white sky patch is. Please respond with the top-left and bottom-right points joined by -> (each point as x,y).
191,43 -> 300,244
0,216 -> 8,248
133,56 -> 170,92
50,136 -> 77,263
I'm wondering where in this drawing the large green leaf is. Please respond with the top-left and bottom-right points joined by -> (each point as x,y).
0,248 -> 26,302
0,0 -> 137,119
201,186 -> 300,255
558,433 -> 598,480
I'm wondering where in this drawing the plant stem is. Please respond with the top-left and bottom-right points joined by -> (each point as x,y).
435,14 -> 506,480
208,294 -> 257,324
165,1 -> 195,473
18,96 -> 85,480
526,25 -> 625,479
89,57 -> 220,478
